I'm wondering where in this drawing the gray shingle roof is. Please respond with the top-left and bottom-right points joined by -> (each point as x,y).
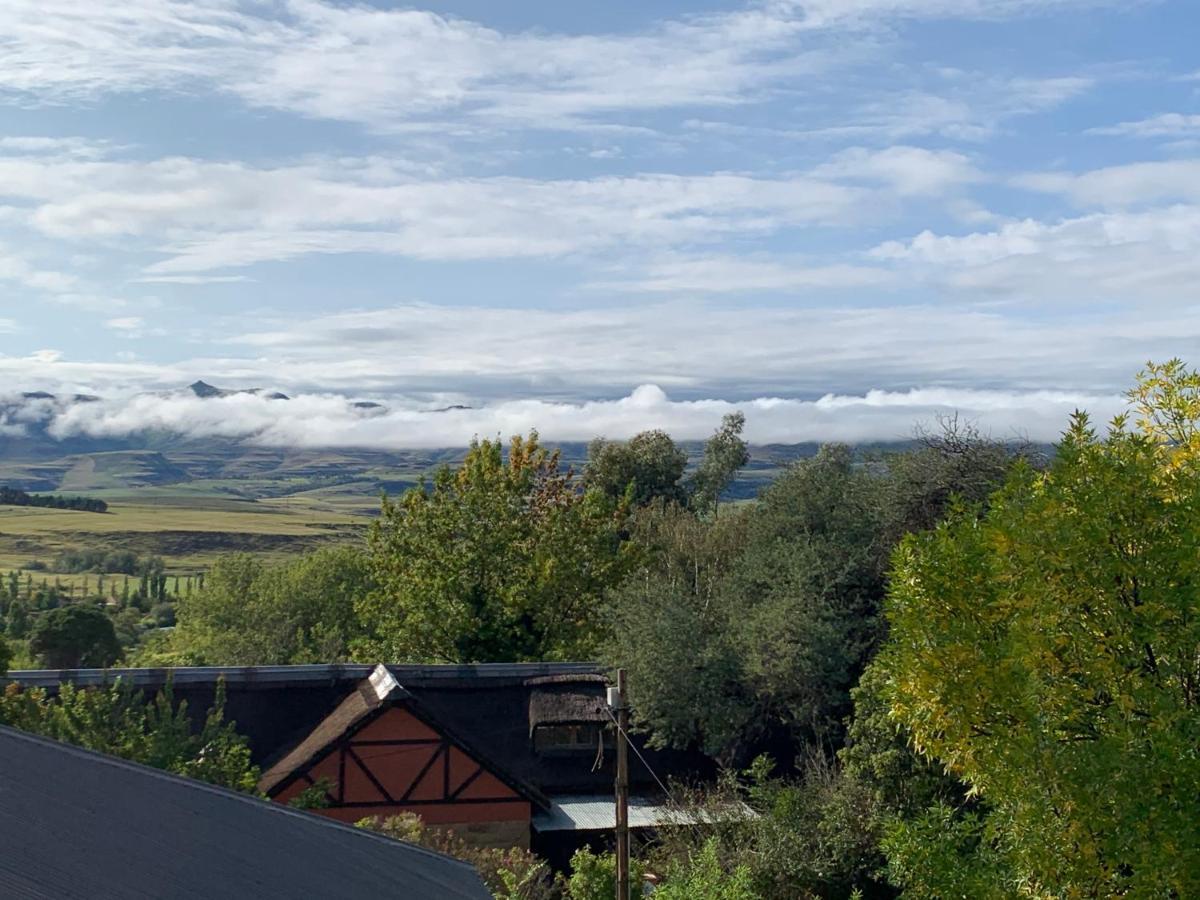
0,725 -> 492,900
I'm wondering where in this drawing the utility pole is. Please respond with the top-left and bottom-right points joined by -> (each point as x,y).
613,668 -> 630,900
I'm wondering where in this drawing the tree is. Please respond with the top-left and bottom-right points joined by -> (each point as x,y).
360,433 -> 633,663
166,547 -> 372,665
691,412 -> 751,515
612,446 -> 887,760
877,364 -> 1200,896
652,839 -> 760,900
585,430 -> 688,507
0,679 -> 257,792
29,605 -> 121,669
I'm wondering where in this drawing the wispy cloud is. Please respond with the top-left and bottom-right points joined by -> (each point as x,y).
0,1 -> 1113,133
1088,112 -> 1200,138
1015,158 -> 1200,207
872,205 -> 1200,300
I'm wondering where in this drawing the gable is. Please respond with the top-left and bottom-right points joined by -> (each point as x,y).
272,705 -> 525,809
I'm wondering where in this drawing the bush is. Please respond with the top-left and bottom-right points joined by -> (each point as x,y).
29,605 -> 121,669
358,814 -> 563,899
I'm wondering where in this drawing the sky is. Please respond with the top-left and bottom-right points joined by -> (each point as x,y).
1,0 -> 1198,445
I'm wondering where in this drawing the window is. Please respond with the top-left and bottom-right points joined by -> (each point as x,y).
533,723 -> 613,753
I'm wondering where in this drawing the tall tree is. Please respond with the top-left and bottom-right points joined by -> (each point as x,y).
584,430 -> 688,507
166,547 -> 372,665
690,412 -> 751,515
29,605 -> 121,669
878,363 -> 1200,896
361,433 -> 633,663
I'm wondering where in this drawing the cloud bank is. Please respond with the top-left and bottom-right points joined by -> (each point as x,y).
6,383 -> 1125,449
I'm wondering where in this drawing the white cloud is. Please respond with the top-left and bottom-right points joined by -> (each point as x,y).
789,0 -> 1136,28
0,243 -> 78,292
871,205 -> 1200,299
33,382 -> 1125,448
1016,159 -> 1200,207
588,255 -> 893,293
132,274 -> 251,284
105,316 -> 144,331
811,145 -> 982,195
0,146 -> 871,272
1088,113 -> 1200,138
0,1 -> 1111,133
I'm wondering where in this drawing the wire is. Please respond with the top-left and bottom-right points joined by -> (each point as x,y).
602,705 -> 691,818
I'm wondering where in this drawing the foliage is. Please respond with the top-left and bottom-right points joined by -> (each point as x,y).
691,412 -> 751,516
29,604 -> 121,668
877,368 -> 1200,896
563,848 -> 644,900
360,433 -> 633,663
610,446 -> 888,759
606,502 -> 752,756
880,805 -> 1012,900
51,548 -> 154,575
358,814 -> 563,899
652,839 -> 760,900
646,758 -> 884,900
0,486 -> 107,512
0,678 -> 258,792
610,424 -> 1027,762
288,776 -> 335,809
165,547 -> 372,665
876,413 -> 1037,543
585,430 -> 689,507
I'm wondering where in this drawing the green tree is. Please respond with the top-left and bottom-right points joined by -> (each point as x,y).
360,433 -> 633,662
166,547 -> 372,665
585,429 -> 688,507
878,368 -> 1200,896
613,446 -> 887,760
653,839 -> 760,900
606,502 -> 752,757
29,605 -> 121,669
0,678 -> 257,792
690,412 -> 751,515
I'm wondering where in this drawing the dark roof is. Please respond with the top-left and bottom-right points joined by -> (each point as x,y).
258,664 -> 409,795
0,725 -> 490,900
8,663 -> 714,798
260,665 -> 551,808
528,683 -> 609,733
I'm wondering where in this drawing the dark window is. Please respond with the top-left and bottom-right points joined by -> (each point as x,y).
533,723 -> 613,753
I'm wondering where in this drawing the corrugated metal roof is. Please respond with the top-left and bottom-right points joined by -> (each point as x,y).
0,725 -> 491,900
533,794 -> 702,832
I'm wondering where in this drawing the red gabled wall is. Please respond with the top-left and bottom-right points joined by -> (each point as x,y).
272,705 -> 531,828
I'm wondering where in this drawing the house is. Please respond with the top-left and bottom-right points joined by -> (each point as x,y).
0,723 -> 491,899
8,662 -> 713,864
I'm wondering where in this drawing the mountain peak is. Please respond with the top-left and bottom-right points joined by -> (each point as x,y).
189,380 -> 224,398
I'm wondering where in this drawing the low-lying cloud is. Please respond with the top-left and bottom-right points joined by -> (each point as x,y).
8,383 -> 1127,449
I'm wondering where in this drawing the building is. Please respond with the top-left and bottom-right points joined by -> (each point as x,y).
8,662 -> 712,863
0,723 -> 491,899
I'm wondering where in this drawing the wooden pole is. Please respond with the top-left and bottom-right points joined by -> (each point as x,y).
615,668 -> 630,900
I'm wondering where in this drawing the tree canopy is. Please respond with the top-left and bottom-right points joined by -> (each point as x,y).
163,547 -> 372,665
877,361 -> 1200,896
359,433 -> 634,663
29,605 -> 121,669
585,429 -> 689,507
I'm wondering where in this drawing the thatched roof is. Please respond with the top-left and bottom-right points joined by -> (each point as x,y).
528,683 -> 608,734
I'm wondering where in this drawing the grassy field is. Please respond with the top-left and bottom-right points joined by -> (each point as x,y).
0,437 -> 810,588
0,491 -> 374,582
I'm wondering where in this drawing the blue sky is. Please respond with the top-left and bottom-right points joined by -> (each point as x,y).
1,0 -> 1199,444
